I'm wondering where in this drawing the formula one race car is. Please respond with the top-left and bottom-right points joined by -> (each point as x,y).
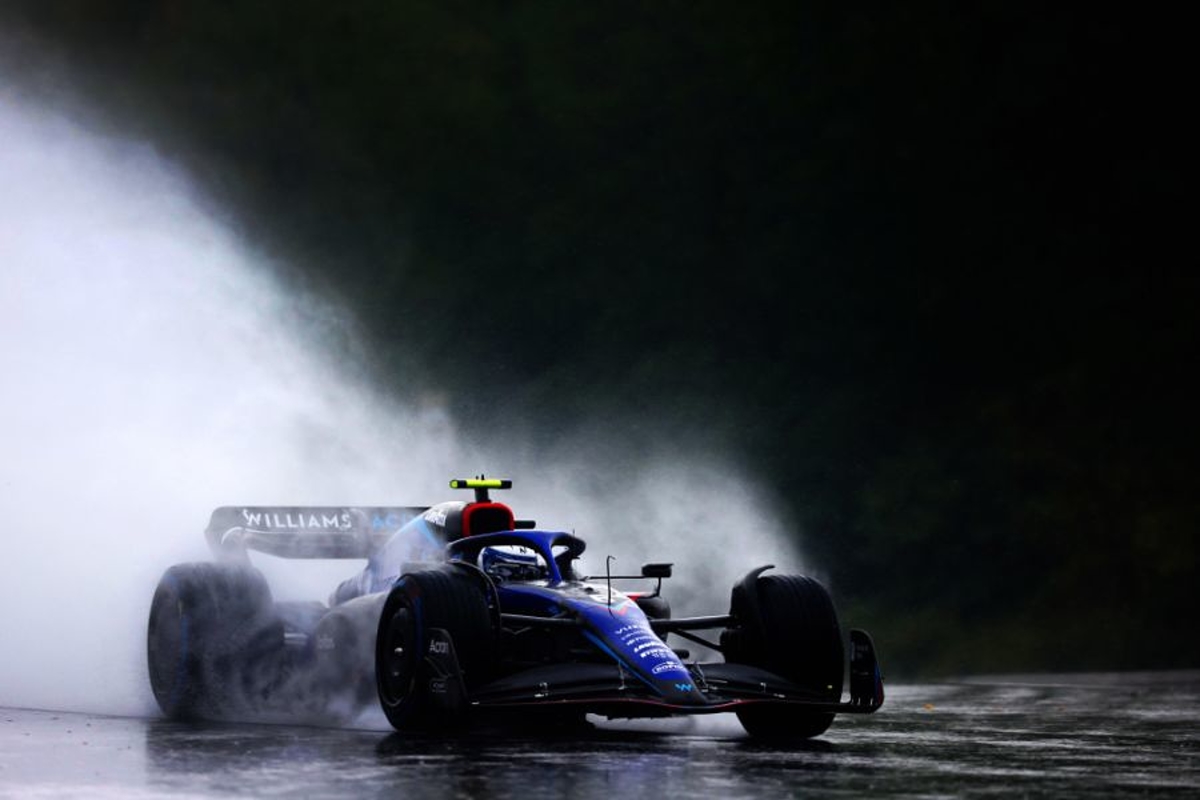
147,479 -> 883,738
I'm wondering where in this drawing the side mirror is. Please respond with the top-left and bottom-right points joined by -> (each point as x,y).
641,563 -> 673,579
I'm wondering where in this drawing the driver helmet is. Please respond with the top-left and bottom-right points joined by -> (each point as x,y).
479,546 -> 547,583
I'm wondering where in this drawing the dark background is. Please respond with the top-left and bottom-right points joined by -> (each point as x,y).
3,2 -> 1194,675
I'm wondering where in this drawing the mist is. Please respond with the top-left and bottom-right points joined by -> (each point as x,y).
0,87 -> 801,718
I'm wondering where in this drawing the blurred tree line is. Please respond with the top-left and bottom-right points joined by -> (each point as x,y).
3,2 -> 1193,674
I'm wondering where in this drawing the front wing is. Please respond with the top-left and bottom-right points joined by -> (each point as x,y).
451,629 -> 884,719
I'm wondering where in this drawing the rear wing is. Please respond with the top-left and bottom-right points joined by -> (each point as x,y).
206,506 -> 428,560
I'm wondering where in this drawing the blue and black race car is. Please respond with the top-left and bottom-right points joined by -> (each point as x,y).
147,479 -> 884,739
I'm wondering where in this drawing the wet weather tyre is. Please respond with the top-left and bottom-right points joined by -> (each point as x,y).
375,568 -> 498,732
724,572 -> 844,739
147,562 -> 281,721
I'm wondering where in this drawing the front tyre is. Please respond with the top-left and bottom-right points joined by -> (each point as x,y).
375,567 -> 497,731
723,570 -> 844,739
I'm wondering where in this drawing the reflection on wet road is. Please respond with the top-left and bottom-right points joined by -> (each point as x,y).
2,673 -> 1197,798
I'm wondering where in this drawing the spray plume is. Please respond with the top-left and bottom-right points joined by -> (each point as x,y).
0,86 -> 800,718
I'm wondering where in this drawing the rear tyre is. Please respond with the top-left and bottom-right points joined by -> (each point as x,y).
147,562 -> 282,720
723,571 -> 844,739
375,567 -> 497,731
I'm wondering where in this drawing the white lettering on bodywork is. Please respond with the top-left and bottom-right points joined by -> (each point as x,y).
239,509 -> 352,530
652,661 -> 688,676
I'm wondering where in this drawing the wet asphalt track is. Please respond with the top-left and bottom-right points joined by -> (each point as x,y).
1,673 -> 1197,798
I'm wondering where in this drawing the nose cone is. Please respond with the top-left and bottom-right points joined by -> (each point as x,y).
574,593 -> 707,704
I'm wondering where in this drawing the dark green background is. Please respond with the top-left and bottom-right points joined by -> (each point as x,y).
3,2 -> 1193,675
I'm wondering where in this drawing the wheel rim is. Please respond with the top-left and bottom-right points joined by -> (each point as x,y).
379,606 -> 417,706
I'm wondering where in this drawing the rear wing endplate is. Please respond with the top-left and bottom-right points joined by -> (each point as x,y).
206,506 -> 428,560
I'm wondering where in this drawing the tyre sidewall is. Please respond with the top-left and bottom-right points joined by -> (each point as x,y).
147,562 -> 277,720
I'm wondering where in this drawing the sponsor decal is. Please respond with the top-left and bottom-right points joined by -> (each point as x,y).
315,635 -> 336,652
428,639 -> 450,655
240,509 -> 352,530
613,625 -> 654,645
651,661 -> 689,676
674,683 -> 694,692
611,624 -> 674,661
638,647 -> 673,661
422,508 -> 448,527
